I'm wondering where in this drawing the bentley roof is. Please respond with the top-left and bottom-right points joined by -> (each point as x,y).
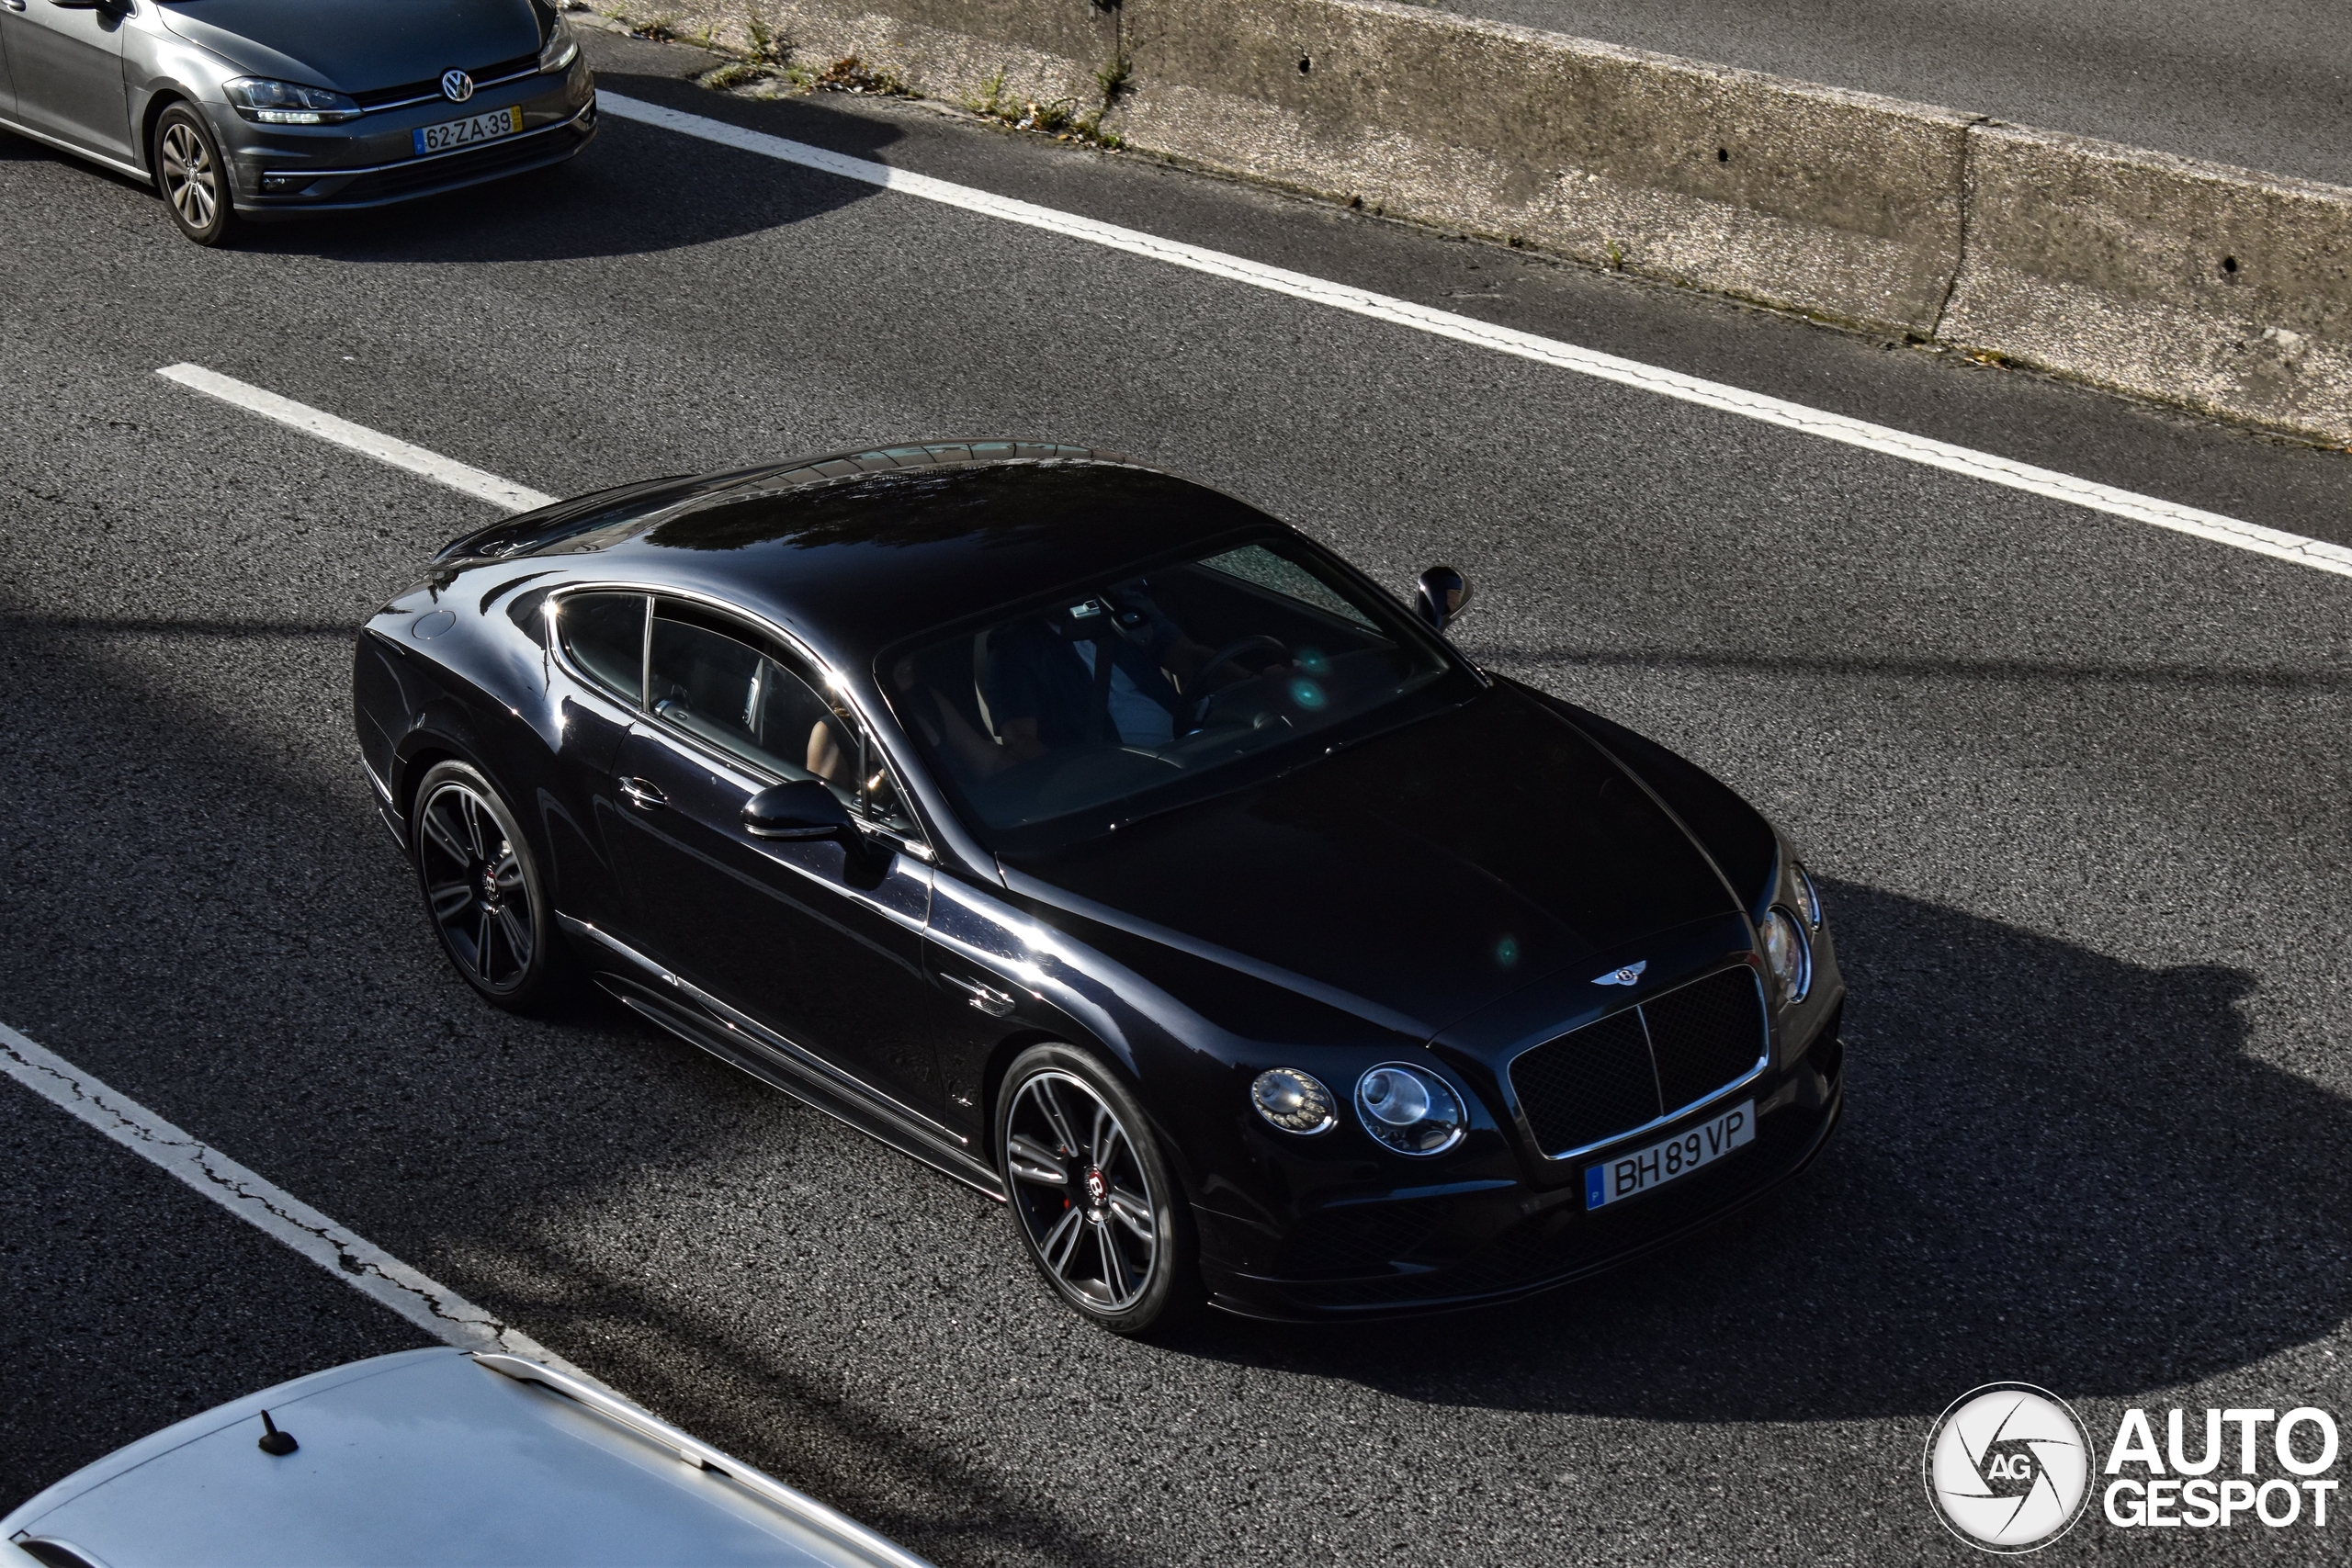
479,448 -> 1287,666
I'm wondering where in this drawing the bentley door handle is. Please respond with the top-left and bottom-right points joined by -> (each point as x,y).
2,4 -> 27,13
616,776 -> 668,810
941,974 -> 1016,1017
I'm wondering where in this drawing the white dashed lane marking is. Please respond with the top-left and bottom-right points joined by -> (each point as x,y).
156,362 -> 556,513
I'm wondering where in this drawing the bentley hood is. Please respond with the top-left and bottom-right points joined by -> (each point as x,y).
998,685 -> 1740,1039
160,0 -> 544,94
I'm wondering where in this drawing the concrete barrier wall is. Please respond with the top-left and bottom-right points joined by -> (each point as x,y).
1940,126 -> 2352,441
1114,0 -> 1973,334
649,0 -> 2352,444
748,0 -> 1111,105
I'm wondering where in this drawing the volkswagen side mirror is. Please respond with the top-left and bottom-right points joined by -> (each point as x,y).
743,779 -> 854,841
1414,565 -> 1473,631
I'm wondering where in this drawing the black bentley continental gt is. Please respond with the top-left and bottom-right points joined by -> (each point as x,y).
353,445 -> 1845,1331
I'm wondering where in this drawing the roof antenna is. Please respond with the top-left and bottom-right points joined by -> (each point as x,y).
257,1410 -> 299,1457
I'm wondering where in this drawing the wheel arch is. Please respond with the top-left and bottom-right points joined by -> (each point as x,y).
395,744 -> 466,829
138,89 -> 197,181
980,1029 -> 1204,1201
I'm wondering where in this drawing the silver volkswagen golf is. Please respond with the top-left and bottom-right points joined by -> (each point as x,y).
0,0 -> 595,244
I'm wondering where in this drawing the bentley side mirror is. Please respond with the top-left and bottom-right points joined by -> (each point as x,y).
743,779 -> 854,841
1414,565 -> 1473,632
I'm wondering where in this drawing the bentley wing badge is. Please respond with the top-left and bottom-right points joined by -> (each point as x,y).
1593,961 -> 1647,987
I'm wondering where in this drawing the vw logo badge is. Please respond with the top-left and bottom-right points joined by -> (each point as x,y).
440,69 -> 475,102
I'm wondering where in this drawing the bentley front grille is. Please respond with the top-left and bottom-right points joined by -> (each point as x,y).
1509,967 -> 1767,1159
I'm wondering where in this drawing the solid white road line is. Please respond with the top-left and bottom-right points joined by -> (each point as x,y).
156,363 -> 557,513
600,92 -> 2352,585
0,1021 -> 583,1376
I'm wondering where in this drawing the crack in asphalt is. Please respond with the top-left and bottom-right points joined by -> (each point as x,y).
0,1022 -> 579,1375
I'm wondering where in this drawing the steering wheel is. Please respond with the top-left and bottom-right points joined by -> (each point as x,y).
1183,635 -> 1289,727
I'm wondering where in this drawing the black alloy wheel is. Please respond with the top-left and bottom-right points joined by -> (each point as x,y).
998,1043 -> 1200,1335
411,761 -> 566,1011
153,103 -> 235,246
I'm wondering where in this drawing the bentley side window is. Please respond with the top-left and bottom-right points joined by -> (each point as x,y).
557,592 -> 648,705
647,602 -> 922,841
855,746 -> 921,839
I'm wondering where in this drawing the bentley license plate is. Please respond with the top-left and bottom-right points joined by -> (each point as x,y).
1585,1100 -> 1753,1209
413,105 -> 523,156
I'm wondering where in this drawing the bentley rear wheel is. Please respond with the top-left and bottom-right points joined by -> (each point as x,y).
998,1043 -> 1200,1335
411,761 -> 568,1012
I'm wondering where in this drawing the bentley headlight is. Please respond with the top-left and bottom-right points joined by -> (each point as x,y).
223,78 -> 362,125
1792,860 -> 1823,930
1760,908 -> 1812,1005
539,13 -> 581,72
1250,1068 -> 1336,1134
1355,1064 -> 1465,1156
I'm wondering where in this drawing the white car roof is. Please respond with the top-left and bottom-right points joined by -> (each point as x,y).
3,1348 -> 931,1568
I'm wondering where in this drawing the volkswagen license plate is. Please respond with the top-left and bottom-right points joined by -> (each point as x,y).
1585,1100 -> 1753,1209
413,105 -> 523,156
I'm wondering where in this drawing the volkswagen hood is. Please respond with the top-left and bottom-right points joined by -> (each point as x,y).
159,0 -> 545,95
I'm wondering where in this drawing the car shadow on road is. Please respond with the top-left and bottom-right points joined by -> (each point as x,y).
1173,879 -> 2350,1421
220,74 -> 909,266
8,604 -> 2346,1557
0,82 -> 900,265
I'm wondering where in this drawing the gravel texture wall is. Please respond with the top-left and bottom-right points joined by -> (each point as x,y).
657,0 -> 2352,443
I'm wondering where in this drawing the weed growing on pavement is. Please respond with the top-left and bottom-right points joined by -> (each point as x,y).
697,58 -> 766,90
606,7 -> 684,42
744,15 -> 791,68
692,12 -> 813,95
965,73 -> 1125,149
968,67 -> 1010,117
813,55 -> 910,96
679,25 -> 1117,150
1095,51 -> 1132,114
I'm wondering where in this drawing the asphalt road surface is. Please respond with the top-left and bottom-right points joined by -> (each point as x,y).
4,30 -> 2350,1564
1425,0 -> 2352,188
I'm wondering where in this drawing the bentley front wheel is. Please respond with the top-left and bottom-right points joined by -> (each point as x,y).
998,1044 -> 1201,1335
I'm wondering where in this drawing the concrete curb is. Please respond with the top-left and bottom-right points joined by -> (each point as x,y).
625,0 -> 2352,444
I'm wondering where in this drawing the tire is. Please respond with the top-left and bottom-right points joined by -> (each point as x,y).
153,103 -> 236,246
410,761 -> 571,1013
997,1043 -> 1202,1335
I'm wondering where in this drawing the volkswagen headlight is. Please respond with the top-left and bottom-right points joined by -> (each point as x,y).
1759,908 -> 1812,1005
223,78 -> 362,125
1355,1064 -> 1465,1156
1250,1068 -> 1337,1134
539,12 -> 581,72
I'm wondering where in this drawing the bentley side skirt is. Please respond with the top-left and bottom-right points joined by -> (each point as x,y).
558,914 -> 1006,1201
